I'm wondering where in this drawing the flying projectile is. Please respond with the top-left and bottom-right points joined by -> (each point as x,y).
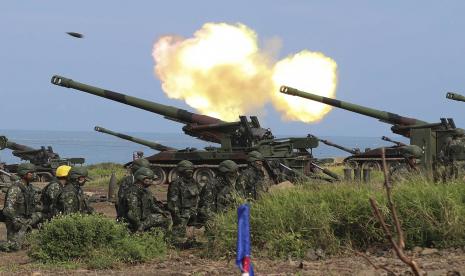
66,32 -> 84,38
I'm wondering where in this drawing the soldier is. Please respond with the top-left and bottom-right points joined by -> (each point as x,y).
444,130 -> 464,180
120,167 -> 172,232
115,158 -> 151,220
167,160 -> 202,240
0,163 -> 43,252
238,151 -> 270,199
41,165 -> 71,220
209,160 -> 239,213
55,166 -> 94,215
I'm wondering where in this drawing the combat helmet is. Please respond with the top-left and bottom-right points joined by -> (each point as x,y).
17,163 -> 36,176
218,160 -> 239,173
56,165 -> 72,178
68,166 -> 90,180
177,160 -> 194,172
131,158 -> 150,173
134,167 -> 155,182
247,151 -> 264,162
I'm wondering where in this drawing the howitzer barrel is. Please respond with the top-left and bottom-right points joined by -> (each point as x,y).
309,134 -> 358,154
446,92 -> 465,102
51,75 -> 223,126
280,86 -> 427,126
0,136 -> 35,152
381,136 -> 406,146
94,126 -> 175,152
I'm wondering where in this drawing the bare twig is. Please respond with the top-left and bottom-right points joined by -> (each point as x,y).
353,250 -> 397,275
369,198 -> 423,275
368,148 -> 424,276
381,148 -> 405,249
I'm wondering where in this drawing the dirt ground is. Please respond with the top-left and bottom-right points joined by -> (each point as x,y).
1,184 -> 465,275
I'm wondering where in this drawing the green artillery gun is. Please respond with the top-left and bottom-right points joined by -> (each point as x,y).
51,75 -> 340,184
309,134 -> 421,171
280,86 -> 464,178
0,135 -> 85,181
94,126 -> 176,152
446,92 -> 465,103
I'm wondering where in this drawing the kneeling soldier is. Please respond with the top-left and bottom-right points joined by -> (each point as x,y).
209,160 -> 239,213
0,163 -> 43,252
56,166 -> 94,215
121,167 -> 172,232
238,151 -> 270,199
116,158 -> 151,220
41,165 -> 71,220
167,160 -> 203,240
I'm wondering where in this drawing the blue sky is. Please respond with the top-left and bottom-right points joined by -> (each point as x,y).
1,1 -> 464,139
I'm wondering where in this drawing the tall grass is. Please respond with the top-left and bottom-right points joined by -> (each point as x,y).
86,162 -> 127,188
206,177 -> 465,259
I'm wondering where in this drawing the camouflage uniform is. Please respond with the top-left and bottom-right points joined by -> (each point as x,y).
55,167 -> 94,215
121,167 -> 172,232
0,163 -> 42,252
209,160 -> 239,213
238,151 -> 270,199
41,180 -> 62,219
167,160 -> 202,238
445,135 -> 463,180
116,158 -> 150,220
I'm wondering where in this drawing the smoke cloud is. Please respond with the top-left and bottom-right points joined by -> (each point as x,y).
152,22 -> 337,123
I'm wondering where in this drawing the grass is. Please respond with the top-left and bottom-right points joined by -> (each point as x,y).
205,176 -> 465,259
86,162 -> 127,188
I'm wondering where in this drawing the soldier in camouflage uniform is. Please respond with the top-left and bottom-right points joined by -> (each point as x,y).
0,163 -> 43,252
120,167 -> 172,232
41,165 -> 71,220
238,151 -> 270,200
55,166 -> 94,215
207,160 -> 239,213
444,130 -> 465,180
115,158 -> 151,220
167,160 -> 202,239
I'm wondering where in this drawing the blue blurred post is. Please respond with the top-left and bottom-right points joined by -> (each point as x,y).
236,204 -> 254,276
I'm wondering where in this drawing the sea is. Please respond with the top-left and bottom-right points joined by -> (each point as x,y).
0,129 -> 406,165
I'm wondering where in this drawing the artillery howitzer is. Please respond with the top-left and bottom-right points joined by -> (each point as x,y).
94,126 -> 176,152
0,135 -> 85,181
446,92 -> 465,103
51,75 -> 340,184
280,86 -> 465,177
309,134 -> 420,171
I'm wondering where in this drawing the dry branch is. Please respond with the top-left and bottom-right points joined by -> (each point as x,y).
381,148 -> 405,249
367,148 -> 424,276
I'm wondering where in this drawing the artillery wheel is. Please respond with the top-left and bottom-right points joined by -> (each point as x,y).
361,161 -> 382,171
344,160 -> 359,169
194,168 -> 215,187
168,168 -> 179,183
152,166 -> 167,185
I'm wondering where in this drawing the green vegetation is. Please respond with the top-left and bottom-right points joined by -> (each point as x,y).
86,162 -> 127,188
206,177 -> 465,259
28,213 -> 167,269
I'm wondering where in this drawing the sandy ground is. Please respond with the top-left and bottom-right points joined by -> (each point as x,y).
1,184 -> 465,275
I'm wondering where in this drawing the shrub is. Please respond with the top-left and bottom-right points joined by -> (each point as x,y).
206,179 -> 465,259
28,213 -> 166,269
